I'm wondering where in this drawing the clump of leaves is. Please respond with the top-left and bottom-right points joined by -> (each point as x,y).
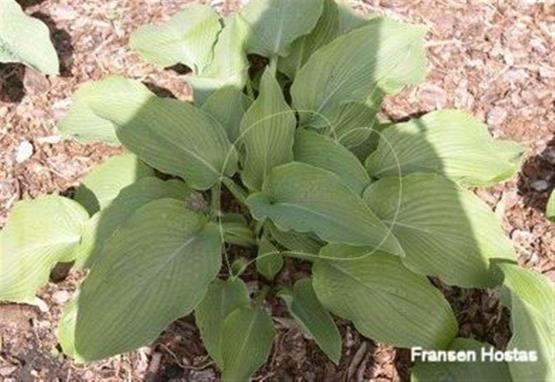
0,1 -> 553,381
0,0 -> 59,74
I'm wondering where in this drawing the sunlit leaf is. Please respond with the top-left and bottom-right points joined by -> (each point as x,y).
189,15 -> 249,105
313,244 -> 458,349
496,262 -> 555,381
74,153 -> 154,215
363,173 -> 516,288
130,4 -> 221,71
240,66 -> 295,191
366,110 -> 524,186
196,278 -> 250,368
0,196 -> 88,303
279,278 -> 341,364
0,0 -> 59,74
59,199 -> 221,362
221,306 -> 275,382
246,162 -> 403,256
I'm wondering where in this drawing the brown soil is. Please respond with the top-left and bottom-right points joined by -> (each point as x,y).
1,0 -> 553,381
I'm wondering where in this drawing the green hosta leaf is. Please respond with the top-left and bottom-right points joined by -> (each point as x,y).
74,177 -> 194,269
278,0 -> 340,79
189,15 -> 249,105
240,66 -> 296,191
0,0 -> 59,74
221,306 -> 275,382
195,278 -> 250,368
320,102 -> 380,151
279,278 -> 341,364
366,110 -> 524,186
293,129 -> 370,195
291,17 -> 426,127
336,0 -> 368,34
239,0 -> 323,58
130,4 -> 221,70
313,244 -> 458,349
496,262 -> 555,381
0,196 -> 88,303
59,199 -> 221,362
246,162 -> 403,256
201,87 -> 253,143
363,173 -> 516,288
411,338 -> 512,382
74,153 -> 154,215
220,213 -> 256,247
58,76 -> 125,145
267,221 -> 323,255
256,236 -> 283,281
547,190 -> 555,221
75,76 -> 237,189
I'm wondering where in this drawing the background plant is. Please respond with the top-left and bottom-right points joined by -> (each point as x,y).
0,0 -> 553,381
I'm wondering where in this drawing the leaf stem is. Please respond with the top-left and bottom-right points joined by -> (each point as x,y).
210,185 -> 221,219
222,177 -> 248,205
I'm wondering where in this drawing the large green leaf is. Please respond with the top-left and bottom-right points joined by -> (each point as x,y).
366,110 -> 524,186
0,0 -> 59,74
58,199 -> 221,362
256,236 -> 283,281
547,190 -> 555,221
74,153 -> 154,215
363,173 -> 516,288
221,306 -> 275,382
72,76 -> 237,189
74,177 -> 194,269
496,262 -> 555,381
195,278 -> 250,368
313,244 -> 458,349
189,15 -> 249,105
239,0 -> 323,58
279,278 -> 341,364
58,76 -> 125,145
411,338 -> 512,382
0,196 -> 88,303
293,129 -> 370,195
201,87 -> 253,143
246,162 -> 403,256
240,66 -> 296,191
129,4 -> 221,70
291,17 -> 426,127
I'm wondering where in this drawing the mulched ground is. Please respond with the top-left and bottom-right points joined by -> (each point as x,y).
0,0 -> 553,381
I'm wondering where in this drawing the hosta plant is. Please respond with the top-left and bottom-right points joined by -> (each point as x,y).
1,0 -> 553,381
0,0 -> 59,74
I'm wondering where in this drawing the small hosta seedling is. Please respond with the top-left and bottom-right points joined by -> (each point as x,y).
1,0 -> 553,381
